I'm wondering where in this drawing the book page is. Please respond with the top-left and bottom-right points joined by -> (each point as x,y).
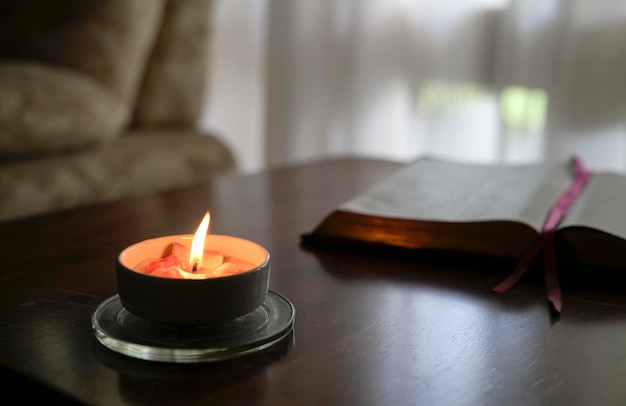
339,158 -> 575,232
561,172 -> 626,239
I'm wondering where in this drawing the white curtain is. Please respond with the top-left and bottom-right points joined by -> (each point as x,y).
201,0 -> 626,173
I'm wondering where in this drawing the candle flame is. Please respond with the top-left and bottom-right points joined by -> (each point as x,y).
189,212 -> 211,271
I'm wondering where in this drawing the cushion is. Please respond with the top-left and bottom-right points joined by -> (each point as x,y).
0,63 -> 128,154
0,0 -> 166,104
132,0 -> 213,127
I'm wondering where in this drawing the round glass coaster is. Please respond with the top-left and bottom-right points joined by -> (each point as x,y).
92,291 -> 295,363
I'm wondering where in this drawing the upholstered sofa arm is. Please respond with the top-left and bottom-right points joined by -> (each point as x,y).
0,130 -> 235,221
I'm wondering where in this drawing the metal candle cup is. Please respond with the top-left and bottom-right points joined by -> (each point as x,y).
115,234 -> 270,325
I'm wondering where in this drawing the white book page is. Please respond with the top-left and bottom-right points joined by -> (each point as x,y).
561,172 -> 626,239
340,158 -> 574,232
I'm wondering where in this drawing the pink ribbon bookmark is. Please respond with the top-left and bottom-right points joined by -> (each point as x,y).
492,157 -> 592,312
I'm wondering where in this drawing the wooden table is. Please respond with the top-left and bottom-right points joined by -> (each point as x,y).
2,158 -> 626,405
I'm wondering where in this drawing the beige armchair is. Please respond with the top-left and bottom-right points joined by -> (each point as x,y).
0,0 -> 236,222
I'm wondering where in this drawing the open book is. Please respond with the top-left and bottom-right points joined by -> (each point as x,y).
301,157 -> 626,273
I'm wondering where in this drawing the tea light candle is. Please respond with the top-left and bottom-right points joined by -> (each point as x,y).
115,212 -> 271,325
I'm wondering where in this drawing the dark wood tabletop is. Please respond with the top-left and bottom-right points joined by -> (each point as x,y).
2,157 -> 626,405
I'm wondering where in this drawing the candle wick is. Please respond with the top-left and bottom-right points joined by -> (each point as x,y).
192,261 -> 198,273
